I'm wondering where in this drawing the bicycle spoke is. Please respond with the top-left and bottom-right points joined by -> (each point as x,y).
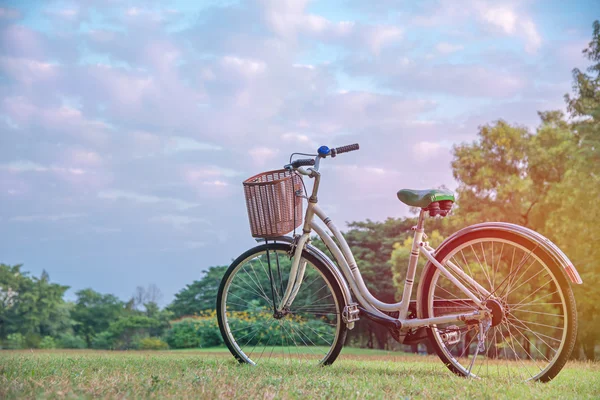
220,249 -> 341,365
426,236 -> 573,382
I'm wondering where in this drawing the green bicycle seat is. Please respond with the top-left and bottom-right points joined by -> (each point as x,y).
397,188 -> 455,208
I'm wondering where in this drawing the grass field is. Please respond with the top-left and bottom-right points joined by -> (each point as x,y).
1,348 -> 599,399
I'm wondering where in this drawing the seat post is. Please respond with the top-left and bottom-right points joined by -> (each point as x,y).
398,209 -> 428,319
416,209 -> 426,231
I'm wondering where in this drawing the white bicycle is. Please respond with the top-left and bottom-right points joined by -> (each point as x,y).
217,143 -> 582,382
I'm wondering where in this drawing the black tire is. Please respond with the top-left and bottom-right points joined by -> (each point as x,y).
419,229 -> 577,382
217,242 -> 347,365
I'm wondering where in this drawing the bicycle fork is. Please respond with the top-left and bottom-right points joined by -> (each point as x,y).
276,233 -> 310,312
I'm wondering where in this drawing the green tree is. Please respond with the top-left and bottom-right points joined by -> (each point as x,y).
547,20 -> 600,360
71,289 -> 125,348
449,21 -> 600,360
168,266 -> 227,318
0,265 -> 69,344
106,315 -> 160,350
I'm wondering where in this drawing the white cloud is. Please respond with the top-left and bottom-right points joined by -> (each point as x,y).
476,3 -> 542,53
222,56 -> 267,75
202,180 -> 229,186
413,141 -> 443,158
164,136 -> 222,154
366,26 -> 403,55
185,241 -> 207,249
436,42 -> 464,54
1,160 -> 86,175
184,166 -> 241,181
0,7 -> 20,20
98,190 -> 199,210
11,213 -> 85,222
1,160 -> 48,172
149,214 -> 209,228
481,6 -> 517,34
521,18 -> 542,53
249,146 -> 279,166
0,56 -> 58,85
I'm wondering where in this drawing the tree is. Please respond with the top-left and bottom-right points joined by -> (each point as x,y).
449,20 -> 600,360
132,284 -> 163,311
0,265 -> 70,345
168,266 -> 227,318
548,20 -> 600,360
71,289 -> 126,348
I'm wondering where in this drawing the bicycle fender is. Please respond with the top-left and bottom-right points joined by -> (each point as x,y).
445,223 -> 581,284
415,222 -> 582,319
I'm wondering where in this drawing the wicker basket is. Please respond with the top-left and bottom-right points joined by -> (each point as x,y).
243,169 -> 303,238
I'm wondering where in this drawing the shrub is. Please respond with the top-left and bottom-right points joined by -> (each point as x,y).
108,316 -> 160,350
57,333 -> 87,349
139,337 -> 169,350
6,333 -> 25,349
91,331 -> 113,350
39,336 -> 57,349
164,312 -> 223,349
196,318 -> 223,347
24,333 -> 42,348
165,319 -> 201,349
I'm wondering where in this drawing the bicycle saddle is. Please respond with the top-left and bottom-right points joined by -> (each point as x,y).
397,188 -> 455,208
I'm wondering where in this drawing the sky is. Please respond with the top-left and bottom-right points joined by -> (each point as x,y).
0,0 -> 597,306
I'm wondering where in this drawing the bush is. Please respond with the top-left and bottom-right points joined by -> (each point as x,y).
165,312 -> 223,349
6,333 -> 25,349
39,336 -> 57,349
107,316 -> 160,350
91,331 -> 113,350
24,333 -> 42,348
57,333 -> 86,349
165,319 -> 201,349
139,337 -> 169,350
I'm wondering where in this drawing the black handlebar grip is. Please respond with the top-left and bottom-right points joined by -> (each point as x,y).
333,143 -> 360,156
291,158 -> 316,168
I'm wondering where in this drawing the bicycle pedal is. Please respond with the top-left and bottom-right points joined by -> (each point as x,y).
342,303 -> 360,324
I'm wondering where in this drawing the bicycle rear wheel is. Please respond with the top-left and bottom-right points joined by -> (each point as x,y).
420,229 -> 577,382
217,242 -> 347,365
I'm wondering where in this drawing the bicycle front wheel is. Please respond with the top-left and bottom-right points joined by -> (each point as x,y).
217,242 -> 347,365
420,229 -> 577,382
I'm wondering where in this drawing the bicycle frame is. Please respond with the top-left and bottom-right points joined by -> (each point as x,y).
276,169 -> 488,331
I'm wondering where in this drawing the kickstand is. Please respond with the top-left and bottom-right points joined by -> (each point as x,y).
467,319 -> 491,377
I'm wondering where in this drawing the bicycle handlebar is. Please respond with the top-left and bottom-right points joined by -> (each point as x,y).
291,158 -> 316,168
332,143 -> 359,157
287,143 -> 359,171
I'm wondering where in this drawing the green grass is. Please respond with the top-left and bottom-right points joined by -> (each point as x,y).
1,349 -> 598,399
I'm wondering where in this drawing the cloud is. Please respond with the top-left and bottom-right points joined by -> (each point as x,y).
164,137 -> 222,154
248,146 -> 279,166
149,214 -> 209,228
98,189 -> 199,210
412,141 -> 446,160
11,213 -> 85,222
1,160 -> 86,176
0,56 -> 59,85
0,7 -> 21,20
436,42 -> 464,54
0,0 -> 593,306
475,2 -> 542,53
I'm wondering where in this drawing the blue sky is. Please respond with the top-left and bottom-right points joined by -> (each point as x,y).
0,0 -> 596,305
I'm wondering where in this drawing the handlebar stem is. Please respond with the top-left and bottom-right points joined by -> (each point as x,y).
308,170 -> 321,203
